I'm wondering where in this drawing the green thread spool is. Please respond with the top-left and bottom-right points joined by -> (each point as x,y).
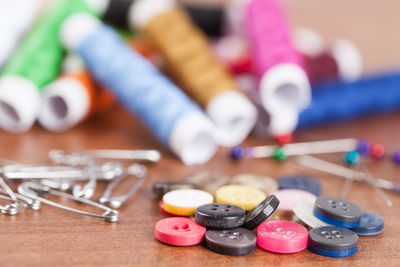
0,0 -> 100,133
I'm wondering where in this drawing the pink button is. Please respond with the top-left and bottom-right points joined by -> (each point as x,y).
274,189 -> 316,211
155,217 -> 206,246
257,220 -> 308,253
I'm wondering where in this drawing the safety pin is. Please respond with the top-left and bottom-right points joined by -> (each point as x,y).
18,182 -> 119,222
296,155 -> 400,194
49,149 -> 161,165
0,191 -> 41,210
0,176 -> 20,215
99,164 -> 147,209
1,162 -> 123,181
72,157 -> 97,199
0,188 -> 41,210
40,179 -> 74,191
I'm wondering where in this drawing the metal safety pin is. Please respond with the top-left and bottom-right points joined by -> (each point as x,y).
49,149 -> 161,165
18,182 -> 119,222
0,176 -> 20,215
1,163 -> 123,181
99,164 -> 147,209
72,157 -> 97,199
0,188 -> 41,210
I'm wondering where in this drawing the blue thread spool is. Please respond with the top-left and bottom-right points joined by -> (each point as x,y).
60,13 -> 217,165
298,72 -> 400,129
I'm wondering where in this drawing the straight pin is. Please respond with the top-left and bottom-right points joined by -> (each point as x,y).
231,138 -> 358,160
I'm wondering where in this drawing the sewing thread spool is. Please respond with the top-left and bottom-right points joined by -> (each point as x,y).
182,3 -> 224,37
246,0 -> 311,136
100,0 -> 134,27
298,72 -> 400,129
294,28 -> 363,84
0,0 -> 41,70
99,0 -> 224,37
129,0 -> 257,147
39,69 -> 115,132
0,0 -> 101,133
61,13 -> 217,165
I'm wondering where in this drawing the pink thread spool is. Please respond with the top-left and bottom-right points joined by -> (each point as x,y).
246,0 -> 311,136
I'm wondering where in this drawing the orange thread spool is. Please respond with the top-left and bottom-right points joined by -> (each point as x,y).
144,7 -> 239,108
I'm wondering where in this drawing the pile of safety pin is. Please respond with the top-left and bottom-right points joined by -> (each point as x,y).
0,149 -> 161,222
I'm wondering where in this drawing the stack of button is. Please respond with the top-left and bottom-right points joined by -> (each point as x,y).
152,170 -> 384,258
313,196 -> 363,228
153,178 -> 281,255
195,188 -> 280,256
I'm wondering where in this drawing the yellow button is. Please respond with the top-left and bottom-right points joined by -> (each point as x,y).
216,185 -> 266,211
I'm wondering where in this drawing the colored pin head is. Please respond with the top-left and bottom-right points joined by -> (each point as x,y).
343,151 -> 361,166
370,143 -> 385,160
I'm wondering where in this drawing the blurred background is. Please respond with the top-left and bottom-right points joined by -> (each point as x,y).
0,0 -> 399,164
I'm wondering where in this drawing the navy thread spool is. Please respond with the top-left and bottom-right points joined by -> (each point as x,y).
100,0 -> 134,27
60,13 -> 217,165
97,0 -> 224,37
182,3 -> 224,37
298,72 -> 400,129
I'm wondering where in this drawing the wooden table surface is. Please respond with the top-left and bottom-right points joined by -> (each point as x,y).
1,0 -> 400,266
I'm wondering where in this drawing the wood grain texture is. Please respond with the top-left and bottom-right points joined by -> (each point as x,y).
1,0 -> 400,266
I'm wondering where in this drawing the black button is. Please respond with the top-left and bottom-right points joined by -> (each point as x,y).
195,203 -> 246,229
308,226 -> 358,251
314,196 -> 363,223
243,195 -> 280,230
205,228 -> 257,256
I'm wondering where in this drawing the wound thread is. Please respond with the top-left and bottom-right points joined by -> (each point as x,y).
298,72 -> 400,129
144,7 -> 239,108
61,14 -> 217,164
39,70 -> 115,132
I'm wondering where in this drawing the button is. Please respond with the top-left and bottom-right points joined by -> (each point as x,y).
293,200 -> 329,228
243,194 -> 280,230
257,221 -> 308,253
153,181 -> 195,198
205,228 -> 257,256
185,171 -> 229,195
278,175 -> 321,196
155,217 -> 206,246
195,203 -> 246,229
351,212 -> 384,236
314,196 -> 363,228
163,189 -> 214,216
274,189 -> 317,211
159,201 -> 186,217
308,226 -> 358,257
216,185 -> 266,211
231,174 -> 279,195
